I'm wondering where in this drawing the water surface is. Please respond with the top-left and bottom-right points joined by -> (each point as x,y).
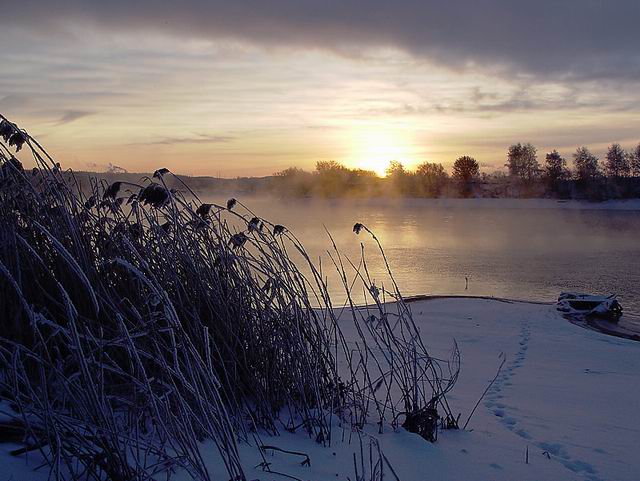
207,196 -> 640,330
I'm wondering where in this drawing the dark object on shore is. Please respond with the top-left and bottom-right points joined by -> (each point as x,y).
557,292 -> 623,321
402,406 -> 439,442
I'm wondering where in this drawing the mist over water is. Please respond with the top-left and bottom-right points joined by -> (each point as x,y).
206,196 -> 640,326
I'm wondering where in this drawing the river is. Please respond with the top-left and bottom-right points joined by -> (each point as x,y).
204,196 -> 640,331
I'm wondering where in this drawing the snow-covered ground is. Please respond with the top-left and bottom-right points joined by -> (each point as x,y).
2,298 -> 638,481
398,298 -> 640,481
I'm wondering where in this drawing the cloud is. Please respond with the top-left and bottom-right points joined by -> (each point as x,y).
1,3 -> 639,176
0,94 -> 30,110
131,133 -> 235,146
2,1 -> 640,81
56,110 -> 94,124
362,88 -> 592,117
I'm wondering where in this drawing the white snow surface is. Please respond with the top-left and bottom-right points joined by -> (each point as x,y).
2,297 -> 639,481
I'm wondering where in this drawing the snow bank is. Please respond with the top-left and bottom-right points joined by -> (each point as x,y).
4,298 -> 638,481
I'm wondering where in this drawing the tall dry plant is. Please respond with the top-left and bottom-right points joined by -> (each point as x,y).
0,114 -> 459,480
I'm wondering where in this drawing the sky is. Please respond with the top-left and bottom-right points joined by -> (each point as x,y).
1,1 -> 640,177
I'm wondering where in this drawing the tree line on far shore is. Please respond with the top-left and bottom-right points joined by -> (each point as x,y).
270,143 -> 640,200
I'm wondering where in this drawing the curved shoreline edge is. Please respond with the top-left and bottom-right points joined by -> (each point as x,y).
404,293 -> 554,306
403,294 -> 640,342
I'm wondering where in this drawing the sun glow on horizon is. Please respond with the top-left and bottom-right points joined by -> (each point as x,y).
346,128 -> 419,176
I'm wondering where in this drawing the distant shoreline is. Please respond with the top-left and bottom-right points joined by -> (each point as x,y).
288,197 -> 640,210
69,170 -> 640,205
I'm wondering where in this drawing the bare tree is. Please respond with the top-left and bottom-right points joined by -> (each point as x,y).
631,143 -> 640,177
415,161 -> 448,197
315,160 -> 350,196
385,160 -> 405,177
573,146 -> 600,182
604,143 -> 630,178
544,150 -> 569,193
385,160 -> 413,195
507,143 -> 540,183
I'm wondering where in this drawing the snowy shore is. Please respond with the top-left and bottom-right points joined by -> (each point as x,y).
2,297 -> 638,481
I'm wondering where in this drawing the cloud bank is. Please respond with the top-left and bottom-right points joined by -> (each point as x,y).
3,1 -> 640,80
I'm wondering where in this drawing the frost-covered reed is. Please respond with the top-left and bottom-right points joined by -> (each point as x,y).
0,114 -> 459,480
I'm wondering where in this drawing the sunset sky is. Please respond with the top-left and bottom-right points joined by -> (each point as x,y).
2,1 -> 640,177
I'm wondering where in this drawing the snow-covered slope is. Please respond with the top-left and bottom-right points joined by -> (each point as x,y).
3,298 -> 638,481
401,298 -> 640,481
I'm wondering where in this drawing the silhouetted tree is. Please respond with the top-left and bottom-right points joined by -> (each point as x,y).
632,143 -> 640,177
544,150 -> 569,194
315,160 -> 350,197
316,160 -> 346,173
572,146 -> 603,199
452,156 -> 479,197
415,162 -> 448,197
346,168 -> 381,196
605,143 -> 630,178
385,160 -> 405,177
272,166 -> 313,196
506,143 -> 540,183
385,160 -> 413,195
274,163 -> 383,197
573,147 -> 600,182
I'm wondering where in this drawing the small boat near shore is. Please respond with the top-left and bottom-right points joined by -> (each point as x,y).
557,292 -> 623,320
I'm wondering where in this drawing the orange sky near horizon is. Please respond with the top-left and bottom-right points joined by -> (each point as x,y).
2,29 -> 640,178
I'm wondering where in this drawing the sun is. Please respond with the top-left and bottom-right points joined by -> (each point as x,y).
346,128 -> 417,176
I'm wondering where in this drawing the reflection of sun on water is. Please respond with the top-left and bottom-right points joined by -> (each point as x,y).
346,129 -> 418,177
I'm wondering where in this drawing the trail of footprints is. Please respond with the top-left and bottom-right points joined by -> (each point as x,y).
482,321 -> 603,481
